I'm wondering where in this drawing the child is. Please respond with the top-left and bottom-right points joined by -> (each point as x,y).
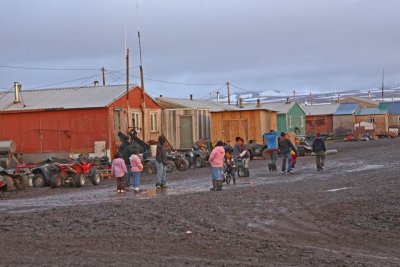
129,149 -> 143,193
111,152 -> 128,193
224,151 -> 236,185
208,140 -> 225,191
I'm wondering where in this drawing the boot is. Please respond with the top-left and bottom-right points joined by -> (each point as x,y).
216,180 -> 223,191
210,180 -> 217,191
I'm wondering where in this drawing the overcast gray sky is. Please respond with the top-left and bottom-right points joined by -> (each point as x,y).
1,0 -> 399,98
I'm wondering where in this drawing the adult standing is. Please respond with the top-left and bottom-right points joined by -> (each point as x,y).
312,133 -> 327,171
118,133 -> 133,188
209,141 -> 225,191
278,132 -> 297,174
155,135 -> 168,188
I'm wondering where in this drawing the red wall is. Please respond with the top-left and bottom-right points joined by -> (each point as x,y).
110,86 -> 160,109
305,115 -> 334,135
0,109 -> 109,154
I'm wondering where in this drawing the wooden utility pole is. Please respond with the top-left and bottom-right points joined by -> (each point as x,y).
126,48 -> 130,131
101,66 -> 106,85
138,29 -> 146,141
309,91 -> 313,105
293,90 -> 296,101
381,69 -> 385,101
226,81 -> 231,105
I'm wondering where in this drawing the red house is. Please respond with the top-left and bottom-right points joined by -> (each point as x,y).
0,84 -> 161,160
302,103 -> 340,135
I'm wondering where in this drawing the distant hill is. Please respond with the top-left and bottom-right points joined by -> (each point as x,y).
218,86 -> 400,105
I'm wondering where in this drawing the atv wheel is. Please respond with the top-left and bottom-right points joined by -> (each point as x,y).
146,161 -> 157,174
91,173 -> 101,185
165,160 -> 176,173
176,158 -> 189,171
33,173 -> 46,187
262,150 -> 271,159
3,175 -> 14,191
50,174 -> 61,188
195,157 -> 206,168
15,175 -> 29,190
74,174 -> 86,188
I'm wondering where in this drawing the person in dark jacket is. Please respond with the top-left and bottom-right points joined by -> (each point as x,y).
312,133 -> 327,171
155,135 -> 168,187
278,132 -> 297,174
117,133 -> 133,187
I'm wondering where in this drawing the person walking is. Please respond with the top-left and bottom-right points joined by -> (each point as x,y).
129,149 -> 143,193
155,135 -> 168,188
111,152 -> 128,193
209,141 -> 225,191
278,132 -> 297,174
264,130 -> 279,171
312,133 -> 327,171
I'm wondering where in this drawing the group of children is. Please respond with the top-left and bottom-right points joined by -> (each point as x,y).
111,135 -> 168,193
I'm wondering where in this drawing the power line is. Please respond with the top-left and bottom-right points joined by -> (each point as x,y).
25,71 -> 102,90
0,65 -> 101,71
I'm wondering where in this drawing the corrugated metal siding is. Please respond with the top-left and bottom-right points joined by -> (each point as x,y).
334,103 -> 360,115
0,108 -> 109,153
333,115 -> 355,135
306,115 -> 334,135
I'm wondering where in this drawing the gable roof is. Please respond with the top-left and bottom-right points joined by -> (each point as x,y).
379,101 -> 400,115
338,96 -> 379,107
302,103 -> 340,116
0,84 -> 138,112
156,97 -> 239,112
334,103 -> 360,115
357,107 -> 387,115
257,101 -> 301,114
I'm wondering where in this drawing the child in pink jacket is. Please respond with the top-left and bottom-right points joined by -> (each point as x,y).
129,149 -> 143,193
111,152 -> 128,193
208,141 -> 225,191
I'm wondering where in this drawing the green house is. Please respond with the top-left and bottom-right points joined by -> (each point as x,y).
261,101 -> 306,135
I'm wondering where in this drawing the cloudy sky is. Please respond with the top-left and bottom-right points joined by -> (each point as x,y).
1,0 -> 399,98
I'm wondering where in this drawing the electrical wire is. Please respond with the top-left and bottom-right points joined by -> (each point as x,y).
25,71 -> 102,90
0,65 -> 101,71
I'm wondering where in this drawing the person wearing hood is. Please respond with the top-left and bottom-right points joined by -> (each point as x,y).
312,133 -> 327,171
208,140 -> 225,191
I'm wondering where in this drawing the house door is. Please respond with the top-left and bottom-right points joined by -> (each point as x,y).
180,116 -> 193,148
114,110 -> 123,140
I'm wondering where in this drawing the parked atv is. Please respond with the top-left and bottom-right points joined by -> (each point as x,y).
0,166 -> 30,191
247,140 -> 269,159
167,151 -> 189,172
51,159 -> 100,188
24,160 -> 60,187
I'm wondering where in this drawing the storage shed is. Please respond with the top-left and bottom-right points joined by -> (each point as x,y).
210,106 -> 277,146
302,103 -> 340,135
333,103 -> 361,135
0,84 -> 161,159
156,97 -> 237,149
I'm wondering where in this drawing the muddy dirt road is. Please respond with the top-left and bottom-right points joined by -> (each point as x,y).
0,139 -> 399,266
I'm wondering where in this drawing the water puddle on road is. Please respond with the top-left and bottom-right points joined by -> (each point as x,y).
326,187 -> 351,192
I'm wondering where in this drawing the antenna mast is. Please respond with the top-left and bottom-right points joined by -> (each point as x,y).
381,69 -> 385,101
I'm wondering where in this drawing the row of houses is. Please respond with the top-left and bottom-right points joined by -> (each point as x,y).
0,84 -> 399,159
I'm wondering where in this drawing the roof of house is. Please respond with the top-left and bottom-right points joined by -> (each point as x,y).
334,103 -> 360,115
156,97 -> 239,112
254,101 -> 299,114
338,96 -> 379,106
357,107 -> 387,115
302,103 -> 340,116
0,85 -> 139,111
379,101 -> 400,114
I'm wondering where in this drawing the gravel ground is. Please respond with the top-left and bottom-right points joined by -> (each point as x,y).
0,139 -> 399,266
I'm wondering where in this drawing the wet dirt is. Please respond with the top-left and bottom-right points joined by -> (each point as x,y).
0,139 -> 399,266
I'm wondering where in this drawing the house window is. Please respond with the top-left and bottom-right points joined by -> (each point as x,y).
288,115 -> 293,128
132,112 -> 141,132
369,117 -> 375,123
150,112 -> 158,132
